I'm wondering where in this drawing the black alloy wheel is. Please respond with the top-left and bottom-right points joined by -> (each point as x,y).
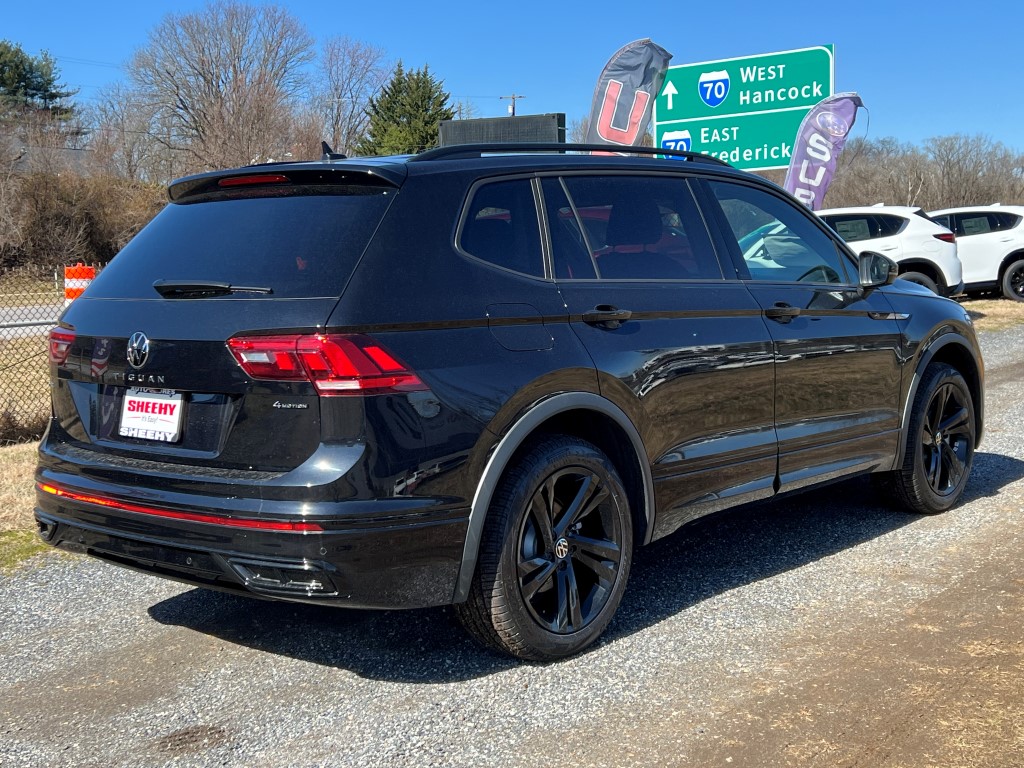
456,435 -> 633,660
880,363 -> 976,514
1001,259 -> 1024,302
919,380 -> 973,498
516,467 -> 623,635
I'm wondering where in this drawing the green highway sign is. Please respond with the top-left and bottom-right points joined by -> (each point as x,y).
654,46 -> 834,171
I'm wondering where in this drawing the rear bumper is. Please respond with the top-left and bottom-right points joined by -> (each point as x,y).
34,478 -> 469,610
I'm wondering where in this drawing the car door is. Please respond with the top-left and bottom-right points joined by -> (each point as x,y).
700,179 -> 904,493
951,211 -> 1015,285
541,173 -> 777,539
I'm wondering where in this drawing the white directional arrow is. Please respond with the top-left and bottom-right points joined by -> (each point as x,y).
662,81 -> 678,111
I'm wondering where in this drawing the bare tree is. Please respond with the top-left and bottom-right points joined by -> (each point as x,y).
88,83 -> 165,181
451,99 -> 479,121
128,1 -> 314,171
312,37 -> 389,156
926,134 -> 1015,208
0,138 -> 25,260
569,116 -> 589,144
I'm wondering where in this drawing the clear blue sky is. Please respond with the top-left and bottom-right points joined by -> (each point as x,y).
6,0 -> 1023,149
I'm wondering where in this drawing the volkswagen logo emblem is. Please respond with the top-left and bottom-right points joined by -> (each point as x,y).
554,537 -> 570,560
126,332 -> 150,369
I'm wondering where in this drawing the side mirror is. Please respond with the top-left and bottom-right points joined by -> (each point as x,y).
859,251 -> 898,288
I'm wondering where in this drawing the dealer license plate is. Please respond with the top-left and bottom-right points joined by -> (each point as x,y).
119,387 -> 184,443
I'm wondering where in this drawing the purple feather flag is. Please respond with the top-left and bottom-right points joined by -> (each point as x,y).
784,92 -> 864,210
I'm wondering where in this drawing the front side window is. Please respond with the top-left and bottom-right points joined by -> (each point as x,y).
709,181 -> 850,284
553,175 -> 722,281
459,179 -> 544,277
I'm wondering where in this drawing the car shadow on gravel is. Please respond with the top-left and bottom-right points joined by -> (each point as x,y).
148,450 -> 1024,683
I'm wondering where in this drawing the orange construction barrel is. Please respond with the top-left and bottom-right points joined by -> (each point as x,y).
64,263 -> 96,306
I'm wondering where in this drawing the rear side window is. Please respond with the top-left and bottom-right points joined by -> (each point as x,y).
557,175 -> 722,280
995,212 -> 1022,230
459,179 -> 544,277
959,214 -> 994,236
541,178 -> 598,279
875,214 -> 906,238
87,189 -> 393,300
824,214 -> 874,242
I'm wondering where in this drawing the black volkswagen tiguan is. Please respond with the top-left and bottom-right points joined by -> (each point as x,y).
36,144 -> 984,660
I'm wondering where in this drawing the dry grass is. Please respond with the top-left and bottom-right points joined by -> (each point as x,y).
0,441 -> 46,570
0,441 -> 40,532
0,274 -> 62,309
0,335 -> 51,443
958,295 -> 1024,333
0,530 -> 48,571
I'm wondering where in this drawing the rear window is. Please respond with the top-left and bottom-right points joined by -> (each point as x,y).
87,189 -> 394,300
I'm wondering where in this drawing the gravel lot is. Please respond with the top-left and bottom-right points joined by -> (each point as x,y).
2,322 -> 1023,768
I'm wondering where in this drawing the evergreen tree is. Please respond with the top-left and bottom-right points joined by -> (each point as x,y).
0,40 -> 76,116
356,63 -> 454,156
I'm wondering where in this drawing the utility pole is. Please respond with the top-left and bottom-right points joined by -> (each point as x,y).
499,94 -> 525,117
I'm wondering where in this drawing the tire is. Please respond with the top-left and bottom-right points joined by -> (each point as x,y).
879,363 -> 975,514
1001,258 -> 1024,302
899,271 -> 939,294
455,435 -> 633,660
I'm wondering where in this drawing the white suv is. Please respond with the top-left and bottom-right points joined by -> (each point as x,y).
817,205 -> 963,296
928,205 -> 1024,302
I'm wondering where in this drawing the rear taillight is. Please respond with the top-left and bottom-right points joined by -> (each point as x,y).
934,232 -> 956,243
218,174 -> 290,188
227,334 -> 427,396
48,328 -> 75,365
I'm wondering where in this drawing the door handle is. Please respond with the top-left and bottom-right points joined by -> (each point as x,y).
582,305 -> 632,329
764,303 -> 801,324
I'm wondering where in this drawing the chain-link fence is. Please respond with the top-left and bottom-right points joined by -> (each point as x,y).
0,264 -> 93,444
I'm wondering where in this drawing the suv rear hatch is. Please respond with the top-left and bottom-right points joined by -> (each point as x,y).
49,167 -> 399,472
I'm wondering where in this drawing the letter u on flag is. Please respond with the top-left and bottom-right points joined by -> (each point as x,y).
784,92 -> 864,210
586,40 -> 672,149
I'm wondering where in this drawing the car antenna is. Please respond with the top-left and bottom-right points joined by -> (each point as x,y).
321,141 -> 347,162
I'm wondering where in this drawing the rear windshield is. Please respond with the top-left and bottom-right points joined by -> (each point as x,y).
87,188 -> 394,300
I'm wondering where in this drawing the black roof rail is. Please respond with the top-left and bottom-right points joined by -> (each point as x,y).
410,142 -> 731,167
